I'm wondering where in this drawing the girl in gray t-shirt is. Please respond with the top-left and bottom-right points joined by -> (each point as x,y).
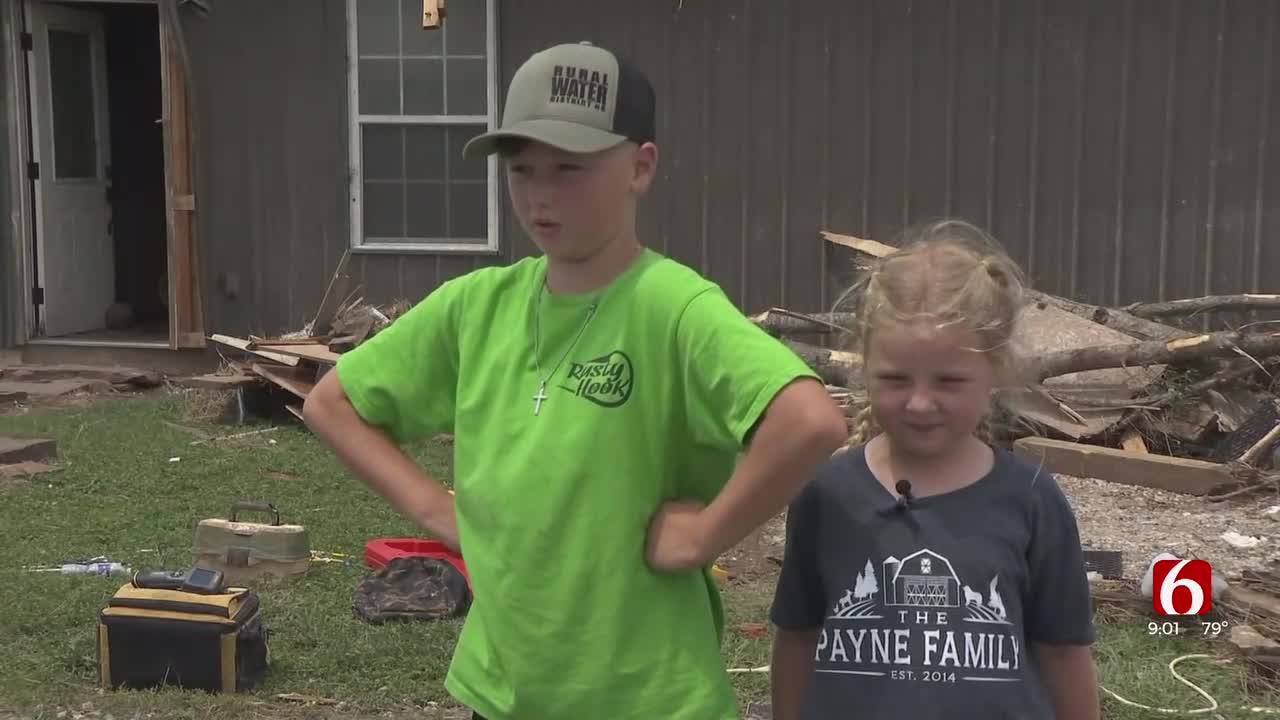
769,220 -> 1099,720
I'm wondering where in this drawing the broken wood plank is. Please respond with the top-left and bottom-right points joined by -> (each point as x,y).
254,343 -> 341,366
251,363 -> 316,400
1224,586 -> 1280,623
1228,624 -> 1280,658
285,405 -> 304,421
1012,436 -> 1235,496
247,335 -> 330,348
179,373 -> 262,390
0,437 -> 57,464
0,461 -> 58,479
209,334 -> 300,367
1241,422 -> 1280,467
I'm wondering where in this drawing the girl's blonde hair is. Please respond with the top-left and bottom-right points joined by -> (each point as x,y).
835,219 -> 1029,447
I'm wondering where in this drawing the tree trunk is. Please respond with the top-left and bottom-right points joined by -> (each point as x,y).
1033,331 -> 1280,382
783,339 -> 861,387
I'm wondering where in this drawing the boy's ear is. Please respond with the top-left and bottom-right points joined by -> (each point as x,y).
629,142 -> 659,194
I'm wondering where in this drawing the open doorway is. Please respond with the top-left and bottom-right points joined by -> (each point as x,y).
25,0 -> 167,345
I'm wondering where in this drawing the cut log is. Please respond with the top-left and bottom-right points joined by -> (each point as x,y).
1012,436 -> 1236,495
783,339 -> 860,387
1120,430 -> 1148,454
1033,331 -> 1280,383
1125,294 -> 1280,319
1028,293 -> 1192,342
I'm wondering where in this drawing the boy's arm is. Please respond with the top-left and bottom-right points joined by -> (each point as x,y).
1024,471 -> 1100,719
647,288 -> 848,571
304,372 -> 460,549
1034,644 -> 1100,720
303,279 -> 465,549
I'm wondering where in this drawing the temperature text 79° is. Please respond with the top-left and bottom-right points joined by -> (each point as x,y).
1201,620 -> 1229,637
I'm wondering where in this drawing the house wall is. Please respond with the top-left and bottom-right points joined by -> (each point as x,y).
181,0 -> 1280,338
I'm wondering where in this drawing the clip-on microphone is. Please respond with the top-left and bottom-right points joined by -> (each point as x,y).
894,479 -> 914,511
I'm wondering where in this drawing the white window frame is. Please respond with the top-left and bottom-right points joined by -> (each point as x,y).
345,0 -> 500,254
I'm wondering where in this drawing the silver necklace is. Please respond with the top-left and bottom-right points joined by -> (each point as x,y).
531,281 -> 599,416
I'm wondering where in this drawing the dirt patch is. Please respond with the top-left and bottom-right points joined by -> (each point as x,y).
717,513 -> 787,586
1058,473 -> 1280,580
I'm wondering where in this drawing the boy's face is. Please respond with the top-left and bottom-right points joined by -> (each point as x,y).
864,320 -> 996,459
504,140 -> 657,262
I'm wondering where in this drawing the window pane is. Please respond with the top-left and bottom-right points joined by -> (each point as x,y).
446,58 -> 486,115
447,125 -> 487,181
449,182 -> 487,240
402,59 -> 443,115
445,0 -> 486,55
404,125 -> 445,181
400,0 -> 442,56
362,182 -> 404,239
405,182 -> 446,239
358,59 -> 400,114
48,29 -> 97,180
361,124 -> 403,181
357,0 -> 399,56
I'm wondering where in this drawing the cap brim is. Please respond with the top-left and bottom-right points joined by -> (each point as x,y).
462,119 -> 628,159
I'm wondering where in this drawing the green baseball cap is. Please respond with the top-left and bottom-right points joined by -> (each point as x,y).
462,42 -> 656,159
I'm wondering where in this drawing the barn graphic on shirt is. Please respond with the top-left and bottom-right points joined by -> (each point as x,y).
883,549 -> 962,607
829,548 -> 1011,625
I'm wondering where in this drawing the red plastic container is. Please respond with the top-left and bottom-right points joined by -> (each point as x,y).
364,538 -> 470,588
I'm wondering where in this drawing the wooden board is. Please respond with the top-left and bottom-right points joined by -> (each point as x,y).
179,373 -> 261,390
210,335 -> 300,367
1012,437 -> 1235,496
254,343 -> 341,365
160,8 -> 204,349
252,363 -> 315,400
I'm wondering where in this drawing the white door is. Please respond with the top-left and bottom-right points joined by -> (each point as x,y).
27,0 -> 114,337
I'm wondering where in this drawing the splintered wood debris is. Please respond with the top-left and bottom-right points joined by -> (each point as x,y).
751,230 -> 1280,503
192,257 -> 411,420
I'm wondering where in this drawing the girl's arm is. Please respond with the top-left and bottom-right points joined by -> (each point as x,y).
771,628 -> 820,720
1034,643 -> 1100,720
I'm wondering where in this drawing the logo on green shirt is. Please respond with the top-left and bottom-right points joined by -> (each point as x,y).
562,350 -> 633,407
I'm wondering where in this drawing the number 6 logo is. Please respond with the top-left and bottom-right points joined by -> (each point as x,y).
1153,558 -> 1213,615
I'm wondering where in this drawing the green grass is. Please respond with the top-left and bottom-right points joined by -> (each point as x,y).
0,391 -> 1276,718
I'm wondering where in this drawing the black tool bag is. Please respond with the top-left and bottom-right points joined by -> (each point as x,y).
96,581 -> 269,693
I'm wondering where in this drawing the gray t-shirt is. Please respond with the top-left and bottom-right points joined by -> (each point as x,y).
769,444 -> 1095,719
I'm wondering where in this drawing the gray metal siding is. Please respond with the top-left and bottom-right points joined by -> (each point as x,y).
185,0 -> 1279,338
181,0 -> 352,336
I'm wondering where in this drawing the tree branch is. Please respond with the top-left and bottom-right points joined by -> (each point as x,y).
1033,331 -> 1280,383
1123,294 -> 1280,319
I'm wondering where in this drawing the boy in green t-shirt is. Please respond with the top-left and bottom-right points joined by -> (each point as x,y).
303,41 -> 849,720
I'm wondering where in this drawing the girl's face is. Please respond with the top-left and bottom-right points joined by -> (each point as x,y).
865,319 -> 997,460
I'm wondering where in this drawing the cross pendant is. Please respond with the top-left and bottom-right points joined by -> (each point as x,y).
533,382 -> 548,416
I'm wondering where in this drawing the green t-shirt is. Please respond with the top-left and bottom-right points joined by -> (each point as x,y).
336,248 -> 819,720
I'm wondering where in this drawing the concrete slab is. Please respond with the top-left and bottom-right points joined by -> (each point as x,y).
0,437 -> 56,463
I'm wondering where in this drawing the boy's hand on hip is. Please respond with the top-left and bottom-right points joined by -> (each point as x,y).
645,499 -> 713,572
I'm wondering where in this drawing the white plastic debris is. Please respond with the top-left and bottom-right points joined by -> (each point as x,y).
1139,552 -> 1229,601
1221,530 -> 1262,548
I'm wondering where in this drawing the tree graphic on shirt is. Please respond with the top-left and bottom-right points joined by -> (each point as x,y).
854,558 -> 879,599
